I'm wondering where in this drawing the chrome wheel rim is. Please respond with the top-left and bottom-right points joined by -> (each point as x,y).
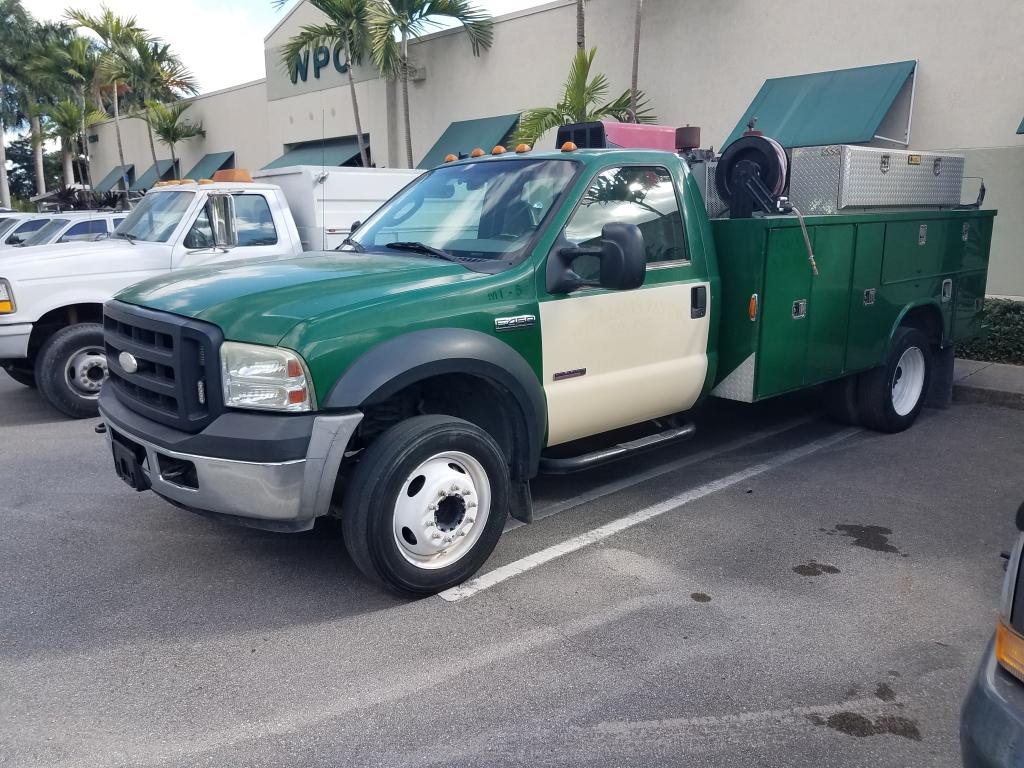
392,451 -> 491,570
64,346 -> 108,399
891,347 -> 925,416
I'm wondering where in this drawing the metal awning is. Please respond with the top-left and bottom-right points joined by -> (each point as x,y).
262,136 -> 367,170
94,164 -> 134,193
724,60 -> 917,149
184,151 -> 235,180
131,159 -> 177,191
418,114 -> 521,169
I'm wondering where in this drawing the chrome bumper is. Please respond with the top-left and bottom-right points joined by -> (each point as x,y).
0,323 -> 32,359
100,407 -> 362,529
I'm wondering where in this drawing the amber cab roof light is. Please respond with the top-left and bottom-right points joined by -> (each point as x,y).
444,153 -> 458,163
469,148 -> 486,158
515,143 -> 532,154
491,145 -> 507,155
212,168 -> 253,183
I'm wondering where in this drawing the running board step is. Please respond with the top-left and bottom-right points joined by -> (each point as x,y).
539,422 -> 696,475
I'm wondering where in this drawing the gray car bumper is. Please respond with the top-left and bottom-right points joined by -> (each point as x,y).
961,638 -> 1024,768
100,402 -> 362,532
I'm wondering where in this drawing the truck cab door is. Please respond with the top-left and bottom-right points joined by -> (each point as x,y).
175,193 -> 294,269
540,165 -> 711,447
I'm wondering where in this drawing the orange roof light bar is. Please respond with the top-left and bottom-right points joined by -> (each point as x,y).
212,168 -> 253,183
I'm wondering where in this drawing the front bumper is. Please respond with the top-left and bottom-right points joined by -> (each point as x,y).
0,322 -> 32,359
99,388 -> 362,532
961,639 -> 1024,768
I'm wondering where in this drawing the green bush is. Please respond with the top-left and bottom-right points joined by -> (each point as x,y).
956,299 -> 1024,365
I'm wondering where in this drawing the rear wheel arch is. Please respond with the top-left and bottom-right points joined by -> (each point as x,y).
892,301 -> 945,348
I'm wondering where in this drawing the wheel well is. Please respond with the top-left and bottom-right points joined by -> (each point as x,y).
354,373 -> 531,481
899,304 -> 944,347
27,303 -> 104,359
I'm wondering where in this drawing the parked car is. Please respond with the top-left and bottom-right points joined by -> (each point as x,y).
15,212 -> 127,249
0,213 -> 58,248
961,502 -> 1024,767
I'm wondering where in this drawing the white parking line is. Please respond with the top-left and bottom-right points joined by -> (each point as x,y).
504,415 -> 815,533
440,428 -> 858,602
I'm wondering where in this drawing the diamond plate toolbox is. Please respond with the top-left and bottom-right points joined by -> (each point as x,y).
789,145 -> 965,213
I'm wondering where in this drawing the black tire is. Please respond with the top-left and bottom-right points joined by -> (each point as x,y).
34,323 -> 107,419
856,327 -> 932,433
823,375 -> 860,425
341,415 -> 510,597
2,362 -> 36,388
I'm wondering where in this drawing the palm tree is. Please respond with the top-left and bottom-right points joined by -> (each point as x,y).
28,34 -> 104,190
0,0 -> 32,207
44,99 -> 106,189
369,0 -> 493,168
145,101 -> 205,179
67,7 -> 146,189
19,20 -> 69,197
630,0 -> 643,115
128,38 -> 199,172
278,0 -> 371,167
514,48 -> 656,147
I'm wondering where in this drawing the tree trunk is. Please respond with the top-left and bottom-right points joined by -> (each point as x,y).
111,83 -> 127,189
344,39 -> 369,167
0,116 -> 9,209
146,119 -> 159,173
170,145 -> 177,179
78,88 -> 94,190
61,138 -> 75,187
30,114 -> 46,196
401,32 -> 413,168
630,0 -> 643,117
576,0 -> 585,50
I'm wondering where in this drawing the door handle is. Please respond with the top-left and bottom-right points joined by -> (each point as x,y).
691,285 -> 707,319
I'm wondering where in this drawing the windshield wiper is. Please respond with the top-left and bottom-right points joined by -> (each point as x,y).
336,235 -> 364,252
384,241 -> 462,264
114,232 -> 137,245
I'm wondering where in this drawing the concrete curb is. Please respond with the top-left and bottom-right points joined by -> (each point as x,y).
953,359 -> 1024,410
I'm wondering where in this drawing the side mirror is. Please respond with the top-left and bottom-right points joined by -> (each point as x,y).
547,222 -> 646,294
596,222 -> 646,291
206,193 -> 237,249
351,220 -> 362,233
1016,502 -> 1024,532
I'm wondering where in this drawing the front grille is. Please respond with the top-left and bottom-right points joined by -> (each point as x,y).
103,300 -> 224,432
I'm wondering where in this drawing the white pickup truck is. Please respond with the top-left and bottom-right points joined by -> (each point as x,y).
0,166 -> 421,417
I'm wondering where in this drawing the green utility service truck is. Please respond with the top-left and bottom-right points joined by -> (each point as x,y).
97,122 -> 994,595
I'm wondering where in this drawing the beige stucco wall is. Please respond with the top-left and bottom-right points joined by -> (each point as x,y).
86,0 -> 1024,297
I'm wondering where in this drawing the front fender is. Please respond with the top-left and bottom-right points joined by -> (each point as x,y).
325,328 -> 547,472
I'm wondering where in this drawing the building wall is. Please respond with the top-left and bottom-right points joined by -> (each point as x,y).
86,0 -> 1024,297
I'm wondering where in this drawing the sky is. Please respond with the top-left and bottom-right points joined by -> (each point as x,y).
29,0 -> 552,94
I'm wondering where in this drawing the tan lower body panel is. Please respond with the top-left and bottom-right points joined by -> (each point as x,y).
540,282 -> 710,447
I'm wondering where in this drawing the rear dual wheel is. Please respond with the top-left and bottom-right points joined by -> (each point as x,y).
342,415 -> 510,597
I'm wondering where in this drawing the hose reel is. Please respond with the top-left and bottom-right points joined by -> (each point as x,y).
715,133 -> 788,219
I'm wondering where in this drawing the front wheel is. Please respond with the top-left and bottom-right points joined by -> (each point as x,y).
341,415 -> 510,597
34,323 -> 108,419
856,327 -> 932,433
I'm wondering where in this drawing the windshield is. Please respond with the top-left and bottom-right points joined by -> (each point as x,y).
22,218 -> 69,246
0,218 -> 16,237
347,159 -> 577,265
115,191 -> 195,243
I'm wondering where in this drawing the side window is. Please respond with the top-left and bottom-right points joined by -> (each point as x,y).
184,208 -> 214,249
564,165 -> 688,271
234,195 -> 278,246
112,217 -> 125,229
7,218 -> 47,244
59,220 -> 107,242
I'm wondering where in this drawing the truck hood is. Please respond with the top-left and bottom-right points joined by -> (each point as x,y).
0,239 -> 138,276
117,252 -> 477,345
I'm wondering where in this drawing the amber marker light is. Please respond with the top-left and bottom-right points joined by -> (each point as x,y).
561,141 -> 578,152
444,153 -> 458,163
996,618 -> 1024,683
470,148 -> 486,158
492,145 -> 507,155
748,293 -> 759,321
515,143 -> 532,154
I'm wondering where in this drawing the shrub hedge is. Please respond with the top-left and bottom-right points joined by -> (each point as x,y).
956,299 -> 1024,365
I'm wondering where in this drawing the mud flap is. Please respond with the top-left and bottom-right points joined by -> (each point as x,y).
926,344 -> 955,409
509,480 -> 533,524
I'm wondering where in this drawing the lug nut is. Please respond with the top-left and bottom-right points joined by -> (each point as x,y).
465,517 -> 475,525
431,532 -> 442,541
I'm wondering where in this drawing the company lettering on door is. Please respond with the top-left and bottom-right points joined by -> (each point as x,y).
290,44 -> 350,84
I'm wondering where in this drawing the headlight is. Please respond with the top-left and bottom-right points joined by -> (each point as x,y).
220,341 -> 315,412
0,279 -> 15,314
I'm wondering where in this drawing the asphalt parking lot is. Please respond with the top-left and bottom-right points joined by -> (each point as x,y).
2,371 -> 1021,768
